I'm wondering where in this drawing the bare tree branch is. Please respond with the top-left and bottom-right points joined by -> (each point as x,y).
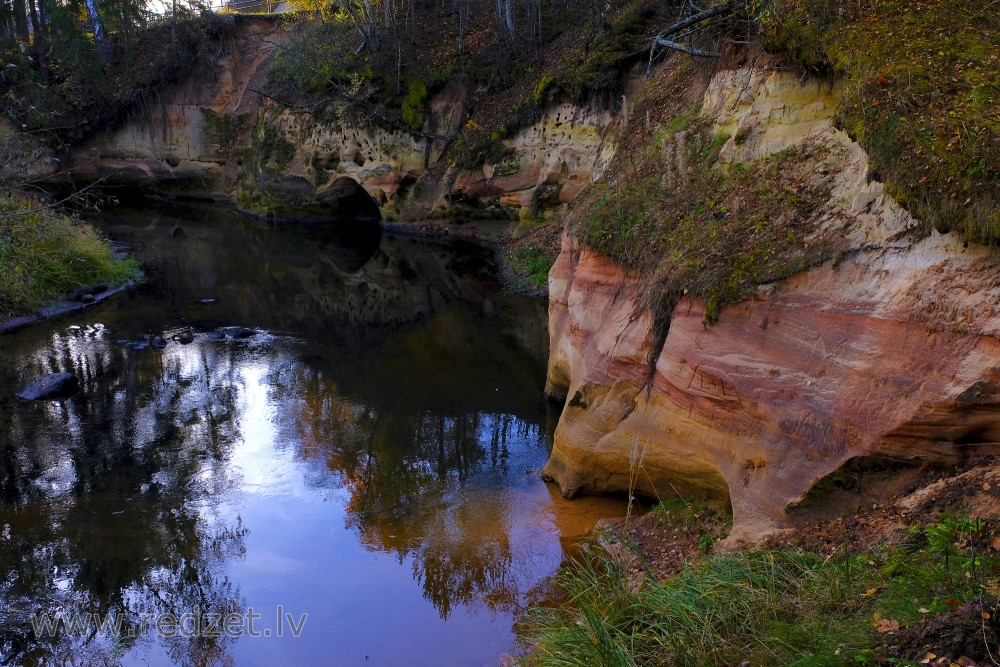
653,37 -> 720,58
647,2 -> 732,75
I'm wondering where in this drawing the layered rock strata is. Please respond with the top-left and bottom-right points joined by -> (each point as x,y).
543,69 -> 1000,540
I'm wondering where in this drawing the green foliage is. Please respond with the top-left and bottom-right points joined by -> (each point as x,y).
550,2 -> 659,102
268,14 -> 363,100
575,113 -> 836,326
401,80 -> 427,131
520,515 -> 1000,666
533,74 -> 556,106
506,245 -> 555,290
0,12 -> 236,148
0,194 -> 140,316
762,0 -> 999,244
257,123 -> 296,166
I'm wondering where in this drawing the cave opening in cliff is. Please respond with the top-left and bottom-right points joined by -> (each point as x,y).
325,176 -> 381,223
786,455 -> 929,525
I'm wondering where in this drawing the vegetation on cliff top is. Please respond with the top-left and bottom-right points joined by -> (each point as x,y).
764,0 -> 999,242
0,9 -> 238,150
566,59 -> 845,328
265,0 -> 667,168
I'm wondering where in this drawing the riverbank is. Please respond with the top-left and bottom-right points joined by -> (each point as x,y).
519,456 -> 1000,666
0,192 -> 140,325
0,198 -> 554,338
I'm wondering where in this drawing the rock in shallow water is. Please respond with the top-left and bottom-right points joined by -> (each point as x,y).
17,372 -> 79,400
66,283 -> 108,301
174,327 -> 194,344
222,326 -> 254,339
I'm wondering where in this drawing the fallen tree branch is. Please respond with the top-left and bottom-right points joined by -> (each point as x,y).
647,2 -> 732,75
653,37 -> 721,58
654,2 -> 732,40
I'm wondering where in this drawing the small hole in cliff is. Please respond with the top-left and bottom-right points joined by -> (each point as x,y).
568,391 -> 589,410
954,426 -> 1000,455
787,456 -> 929,526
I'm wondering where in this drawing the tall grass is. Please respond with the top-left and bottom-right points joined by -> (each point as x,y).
519,516 -> 1000,666
0,193 -> 140,317
507,246 -> 556,290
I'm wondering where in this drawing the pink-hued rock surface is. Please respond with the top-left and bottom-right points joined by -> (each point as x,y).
543,69 -> 1000,541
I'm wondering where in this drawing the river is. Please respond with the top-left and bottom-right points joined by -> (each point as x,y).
0,204 -> 627,666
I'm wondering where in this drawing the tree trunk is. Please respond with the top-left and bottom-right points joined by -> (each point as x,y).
13,0 -> 28,42
456,0 -> 467,55
83,0 -> 109,61
26,0 -> 46,78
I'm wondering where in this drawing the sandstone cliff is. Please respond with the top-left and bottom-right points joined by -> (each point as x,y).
64,15 -> 614,222
544,67 -> 1000,541
60,15 -> 1000,541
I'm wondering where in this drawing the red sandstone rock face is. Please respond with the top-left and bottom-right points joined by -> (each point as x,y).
544,233 -> 1000,541
542,67 -> 1000,542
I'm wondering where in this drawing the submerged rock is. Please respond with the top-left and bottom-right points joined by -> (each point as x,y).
174,327 -> 195,344
66,283 -> 108,301
222,326 -> 254,339
17,372 -> 79,400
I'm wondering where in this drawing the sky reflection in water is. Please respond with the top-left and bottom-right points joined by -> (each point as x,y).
0,206 -> 628,666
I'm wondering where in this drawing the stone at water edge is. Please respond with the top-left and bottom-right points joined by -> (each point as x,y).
17,372 -> 79,400
222,326 -> 254,339
66,283 -> 108,301
174,327 -> 195,344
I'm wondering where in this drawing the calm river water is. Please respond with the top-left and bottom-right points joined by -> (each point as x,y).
0,205 -> 627,666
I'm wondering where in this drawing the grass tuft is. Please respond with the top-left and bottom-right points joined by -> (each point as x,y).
506,245 -> 556,291
0,193 -> 140,317
520,514 -> 1000,666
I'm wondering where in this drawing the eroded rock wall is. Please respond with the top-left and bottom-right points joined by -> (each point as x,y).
65,16 -> 613,221
544,68 -> 1000,541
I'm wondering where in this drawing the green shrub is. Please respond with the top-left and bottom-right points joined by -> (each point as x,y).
0,194 -> 140,317
401,81 -> 428,131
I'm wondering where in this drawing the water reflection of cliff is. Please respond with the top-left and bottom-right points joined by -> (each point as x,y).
99,204 -> 547,355
0,203 -> 558,662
